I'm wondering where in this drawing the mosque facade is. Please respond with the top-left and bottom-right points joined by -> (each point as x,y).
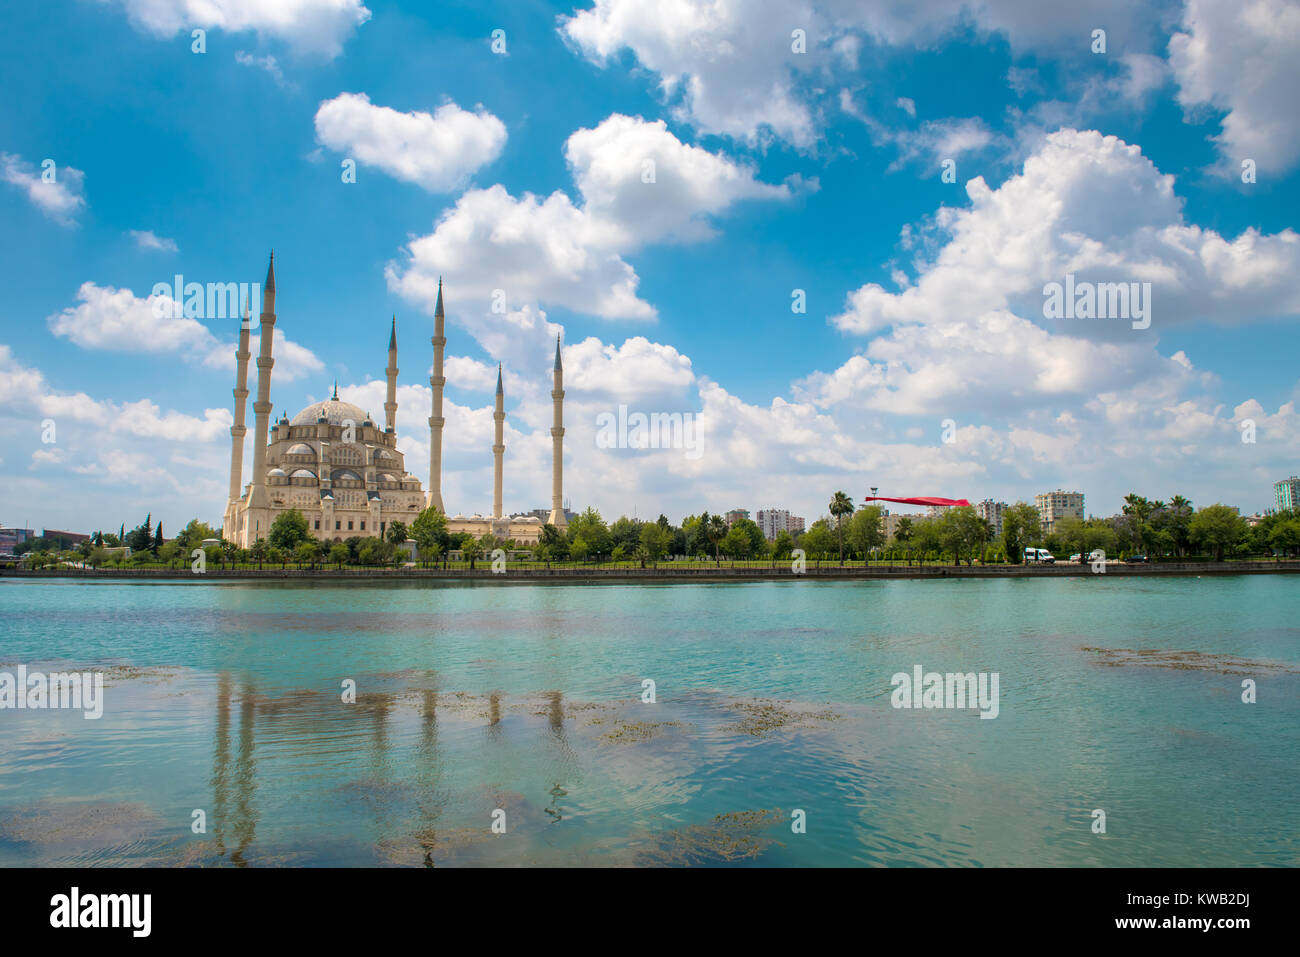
222,254 -> 566,549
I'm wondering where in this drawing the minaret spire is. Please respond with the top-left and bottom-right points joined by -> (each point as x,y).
244,250 -> 278,544
263,250 -> 276,314
426,277 -> 446,513
493,362 -> 505,520
384,315 -> 399,434
548,334 -> 566,528
224,302 -> 253,528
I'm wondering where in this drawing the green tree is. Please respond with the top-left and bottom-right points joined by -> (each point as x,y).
938,506 -> 989,565
125,515 -> 153,553
386,520 -> 408,545
540,523 -> 569,560
828,491 -> 854,564
1157,495 -> 1194,556
771,529 -> 795,559
462,537 -> 484,569
1001,503 -> 1041,564
295,540 -> 322,568
847,506 -> 884,560
610,516 -> 643,553
800,520 -> 836,559
1189,504 -> 1248,561
174,519 -> 217,553
719,524 -> 753,559
268,509 -> 311,551
358,537 -> 393,566
639,521 -> 668,561
1055,515 -> 1089,562
1268,519 -> 1300,558
568,507 -> 612,556
410,506 -> 449,561
329,543 -> 350,568
250,538 -> 267,568
705,513 -> 727,564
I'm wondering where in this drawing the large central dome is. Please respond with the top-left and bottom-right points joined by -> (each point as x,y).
291,398 -> 369,426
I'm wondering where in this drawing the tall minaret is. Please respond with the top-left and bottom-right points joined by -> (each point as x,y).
226,303 -> 252,505
426,279 -> 446,513
547,334 -> 567,528
493,364 -> 505,519
384,316 -> 398,435
244,252 -> 277,542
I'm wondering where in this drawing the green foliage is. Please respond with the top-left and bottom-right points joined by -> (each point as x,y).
295,540 -> 322,566
410,506 -> 449,559
936,506 -> 988,565
639,521 -> 669,560
800,520 -> 836,558
385,520 -> 408,545
568,507 -> 612,556
268,509 -> 312,550
1189,504 -> 1247,561
1000,502 -> 1041,564
358,537 -> 394,565
540,523 -> 569,559
847,506 -> 884,557
173,519 -> 217,552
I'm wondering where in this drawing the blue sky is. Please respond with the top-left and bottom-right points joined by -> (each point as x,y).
2,0 -> 1298,535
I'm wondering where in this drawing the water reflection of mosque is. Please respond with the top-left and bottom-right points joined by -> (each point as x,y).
208,674 -> 575,866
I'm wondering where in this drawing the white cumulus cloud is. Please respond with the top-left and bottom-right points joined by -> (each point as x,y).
314,93 -> 507,192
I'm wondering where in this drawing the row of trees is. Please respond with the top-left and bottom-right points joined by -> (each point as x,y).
24,492 -> 1300,571
812,490 -> 1300,565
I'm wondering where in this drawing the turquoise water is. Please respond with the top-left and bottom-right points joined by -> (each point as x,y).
0,575 -> 1296,866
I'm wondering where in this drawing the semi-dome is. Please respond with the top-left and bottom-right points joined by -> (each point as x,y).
290,468 -> 317,479
286,442 -> 314,455
268,467 -> 287,477
291,398 -> 369,427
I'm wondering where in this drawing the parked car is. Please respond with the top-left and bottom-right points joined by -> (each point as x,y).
1125,554 -> 1149,563
1070,550 -> 1107,563
1024,547 -> 1055,565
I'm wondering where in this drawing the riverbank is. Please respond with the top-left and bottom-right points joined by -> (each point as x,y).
4,559 -> 1297,583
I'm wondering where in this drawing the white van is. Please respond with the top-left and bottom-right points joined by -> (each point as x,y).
1024,547 -> 1055,565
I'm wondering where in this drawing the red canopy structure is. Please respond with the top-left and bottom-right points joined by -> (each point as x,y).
860,496 -> 971,507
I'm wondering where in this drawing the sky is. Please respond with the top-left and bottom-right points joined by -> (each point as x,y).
1,0 -> 1297,535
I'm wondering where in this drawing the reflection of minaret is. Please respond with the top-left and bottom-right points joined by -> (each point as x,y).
231,678 -> 258,865
211,672 -> 233,856
416,683 -> 445,867
384,316 -> 398,434
547,335 -> 567,528
493,365 -> 505,520
426,280 -> 446,512
244,252 -> 277,544
547,691 -> 564,736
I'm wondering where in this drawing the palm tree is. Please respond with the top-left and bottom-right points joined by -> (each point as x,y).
829,491 -> 854,564
706,514 -> 727,565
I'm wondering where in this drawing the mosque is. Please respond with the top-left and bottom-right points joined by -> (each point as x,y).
221,254 -> 567,549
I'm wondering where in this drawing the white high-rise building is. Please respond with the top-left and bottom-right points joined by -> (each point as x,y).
975,499 -> 1008,538
1275,476 -> 1300,512
757,508 -> 797,541
1035,490 -> 1084,532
